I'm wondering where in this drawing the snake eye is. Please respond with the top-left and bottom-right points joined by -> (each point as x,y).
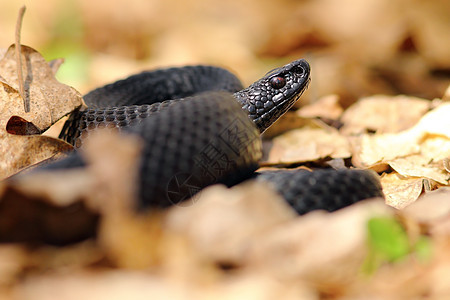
269,76 -> 286,89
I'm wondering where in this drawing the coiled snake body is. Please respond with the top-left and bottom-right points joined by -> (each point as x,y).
48,59 -> 383,213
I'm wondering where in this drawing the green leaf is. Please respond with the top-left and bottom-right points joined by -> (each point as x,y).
367,216 -> 410,262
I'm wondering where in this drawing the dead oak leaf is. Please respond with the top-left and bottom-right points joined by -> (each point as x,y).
381,173 -> 426,209
354,103 -> 450,167
0,45 -> 82,179
0,133 -> 72,180
340,95 -> 431,135
0,44 -> 83,130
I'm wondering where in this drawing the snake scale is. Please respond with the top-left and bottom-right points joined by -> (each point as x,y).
42,59 -> 383,214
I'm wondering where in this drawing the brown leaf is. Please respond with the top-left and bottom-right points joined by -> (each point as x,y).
264,126 -> 351,165
0,133 -> 73,180
0,45 -> 83,178
354,103 -> 450,168
297,94 -> 344,120
6,115 -> 41,135
0,45 -> 82,130
340,95 -> 431,135
380,173 -> 425,209
262,112 -> 314,139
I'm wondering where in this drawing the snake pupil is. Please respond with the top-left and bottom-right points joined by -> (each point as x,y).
269,76 -> 286,89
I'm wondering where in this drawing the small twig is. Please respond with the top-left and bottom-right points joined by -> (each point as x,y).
15,5 -> 27,112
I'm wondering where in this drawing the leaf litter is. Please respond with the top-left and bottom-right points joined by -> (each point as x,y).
1,6 -> 450,300
0,45 -> 82,179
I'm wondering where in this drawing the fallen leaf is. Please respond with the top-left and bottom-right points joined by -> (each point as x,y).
380,173 -> 425,209
261,112 -> 315,139
264,126 -> 351,165
354,102 -> 450,167
389,155 -> 449,185
340,95 -> 431,135
297,94 -> 344,120
0,45 -> 83,179
0,45 -> 82,130
0,134 -> 73,180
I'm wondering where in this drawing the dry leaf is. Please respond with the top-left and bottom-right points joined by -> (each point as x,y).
0,45 -> 83,179
262,112 -> 315,139
0,45 -> 82,130
380,173 -> 425,209
389,155 -> 449,185
297,94 -> 344,120
354,104 -> 450,208
264,126 -> 351,165
0,133 -> 73,180
340,95 -> 431,135
354,102 -> 450,167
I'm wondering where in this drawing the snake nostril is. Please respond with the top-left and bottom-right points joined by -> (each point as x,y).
294,66 -> 305,76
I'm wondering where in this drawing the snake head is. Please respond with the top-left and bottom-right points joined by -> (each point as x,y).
234,59 -> 310,133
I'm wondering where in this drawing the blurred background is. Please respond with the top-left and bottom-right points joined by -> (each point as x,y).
1,0 -> 449,107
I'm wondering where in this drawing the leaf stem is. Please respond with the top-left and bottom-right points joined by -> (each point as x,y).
15,5 -> 27,112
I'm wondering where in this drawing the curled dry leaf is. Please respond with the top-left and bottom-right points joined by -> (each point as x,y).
0,45 -> 82,130
340,95 -> 431,135
354,103 -> 450,208
264,125 -> 351,165
380,173 -> 426,209
389,154 -> 449,185
0,133 -> 73,180
354,102 -> 450,170
0,45 -> 83,179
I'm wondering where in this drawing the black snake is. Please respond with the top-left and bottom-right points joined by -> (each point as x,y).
41,59 -> 383,214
